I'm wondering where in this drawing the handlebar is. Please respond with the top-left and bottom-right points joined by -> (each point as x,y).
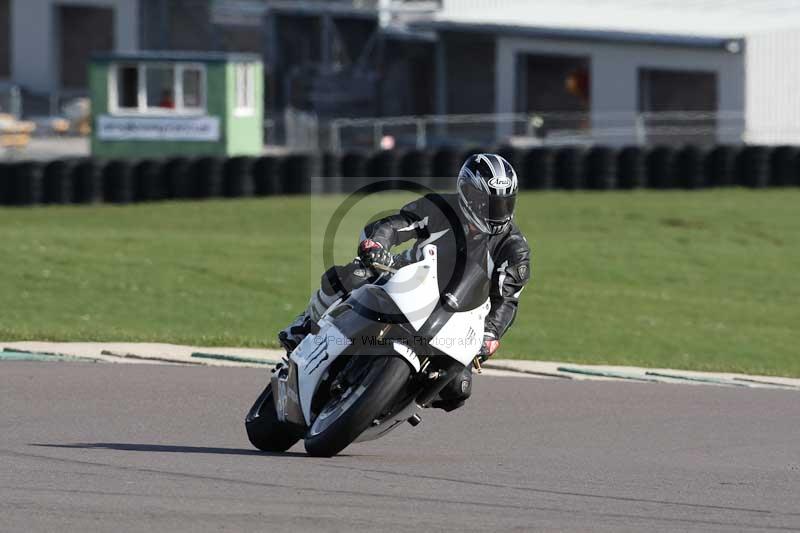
371,262 -> 398,275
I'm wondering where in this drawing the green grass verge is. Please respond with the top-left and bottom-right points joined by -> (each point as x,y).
1,190 -> 798,377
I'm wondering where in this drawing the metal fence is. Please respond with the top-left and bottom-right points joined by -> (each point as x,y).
326,111 -> 748,153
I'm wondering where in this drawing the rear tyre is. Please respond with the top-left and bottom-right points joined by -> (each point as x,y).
245,383 -> 304,452
304,355 -> 411,457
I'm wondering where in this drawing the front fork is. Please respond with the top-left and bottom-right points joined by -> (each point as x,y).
414,357 -> 469,407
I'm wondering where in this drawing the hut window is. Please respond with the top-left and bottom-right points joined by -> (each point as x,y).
182,68 -> 203,109
110,62 -> 206,114
234,63 -> 256,115
115,65 -> 139,110
145,65 -> 175,110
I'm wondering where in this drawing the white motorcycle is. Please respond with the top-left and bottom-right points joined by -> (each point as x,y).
245,244 -> 490,457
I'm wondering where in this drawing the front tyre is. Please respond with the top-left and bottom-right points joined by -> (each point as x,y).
304,355 -> 411,457
245,383 -> 305,452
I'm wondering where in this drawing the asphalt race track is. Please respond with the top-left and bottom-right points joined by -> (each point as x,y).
1,362 -> 798,532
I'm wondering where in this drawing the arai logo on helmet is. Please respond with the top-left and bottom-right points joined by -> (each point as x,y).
488,176 -> 512,189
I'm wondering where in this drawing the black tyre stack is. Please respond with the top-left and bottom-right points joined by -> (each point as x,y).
72,159 -> 102,204
252,156 -> 284,196
737,146 -> 771,188
0,162 -> 11,205
585,146 -> 617,190
400,149 -> 433,191
42,159 -> 74,204
11,161 -> 44,206
617,147 -> 646,189
3,144 -> 798,210
103,160 -> 134,204
646,146 -> 677,189
133,159 -> 165,202
706,145 -> 739,187
191,156 -> 224,199
555,147 -> 584,190
769,146 -> 798,187
524,148 -> 556,190
431,148 -> 462,191
162,157 -> 193,199
675,145 -> 706,189
223,156 -> 255,198
367,150 -> 402,191
282,154 -> 317,195
340,152 -> 368,193
320,152 -> 342,193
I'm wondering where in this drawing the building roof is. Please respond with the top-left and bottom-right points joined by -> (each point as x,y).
418,21 -> 739,50
435,0 -> 800,40
92,51 -> 262,63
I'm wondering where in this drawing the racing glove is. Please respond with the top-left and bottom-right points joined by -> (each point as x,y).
478,334 -> 500,362
358,239 -> 394,270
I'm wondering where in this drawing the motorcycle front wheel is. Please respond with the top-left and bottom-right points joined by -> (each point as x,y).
245,383 -> 305,452
304,354 -> 411,457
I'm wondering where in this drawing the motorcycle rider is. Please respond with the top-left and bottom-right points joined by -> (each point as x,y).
279,154 -> 531,411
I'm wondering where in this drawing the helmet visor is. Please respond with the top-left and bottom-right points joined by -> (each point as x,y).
461,182 -> 516,223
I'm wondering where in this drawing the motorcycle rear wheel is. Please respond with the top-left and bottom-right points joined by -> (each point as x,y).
304,355 -> 411,457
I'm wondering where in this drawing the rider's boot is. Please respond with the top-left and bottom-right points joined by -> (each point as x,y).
431,365 -> 473,412
278,289 -> 338,353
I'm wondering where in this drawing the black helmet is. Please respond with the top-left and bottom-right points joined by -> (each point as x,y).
457,154 -> 518,235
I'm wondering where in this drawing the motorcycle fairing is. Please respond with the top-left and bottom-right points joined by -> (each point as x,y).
289,320 -> 352,426
429,298 -> 490,366
382,245 -> 440,331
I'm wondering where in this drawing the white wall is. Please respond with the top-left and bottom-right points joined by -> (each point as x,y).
439,0 -> 800,39
745,28 -> 800,145
495,36 -> 746,145
10,0 -> 139,94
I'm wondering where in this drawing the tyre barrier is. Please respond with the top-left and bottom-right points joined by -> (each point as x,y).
524,148 -> 555,190
103,160 -> 134,204
431,148 -> 462,190
223,156 -> 255,198
11,161 -> 44,206
585,146 -> 617,190
72,159 -> 102,204
340,152 -> 368,193
769,146 -> 798,187
252,156 -> 284,196
162,157 -> 192,199
3,146 -> 799,209
496,145 -> 524,171
0,163 -> 11,205
133,159 -> 165,202
399,150 -> 432,191
321,152 -> 341,178
319,152 -> 342,194
496,145 -> 528,189
367,150 -> 404,191
399,149 -> 432,177
617,147 -> 646,189
555,147 -> 584,190
736,146 -> 770,188
675,145 -> 706,189
367,150 -> 400,178
706,145 -> 739,187
192,157 -> 224,198
43,159 -> 74,204
646,146 -> 677,189
282,154 -> 317,195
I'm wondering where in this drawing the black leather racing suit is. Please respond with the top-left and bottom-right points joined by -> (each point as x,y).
321,192 -> 532,344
